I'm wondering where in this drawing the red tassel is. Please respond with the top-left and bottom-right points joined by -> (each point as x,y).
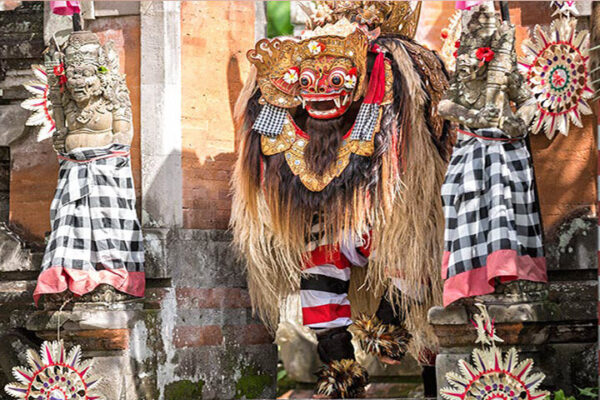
363,50 -> 386,105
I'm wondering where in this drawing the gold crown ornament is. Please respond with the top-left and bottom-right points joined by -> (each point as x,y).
305,1 -> 422,39
247,19 -> 369,108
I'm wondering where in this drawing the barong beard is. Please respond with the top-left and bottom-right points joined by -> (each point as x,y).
258,97 -> 381,241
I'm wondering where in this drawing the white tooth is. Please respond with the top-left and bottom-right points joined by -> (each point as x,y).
301,98 -> 306,108
333,97 -> 341,108
342,94 -> 350,105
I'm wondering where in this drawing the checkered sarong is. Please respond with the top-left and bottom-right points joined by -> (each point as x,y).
441,129 -> 545,304
41,143 -> 144,274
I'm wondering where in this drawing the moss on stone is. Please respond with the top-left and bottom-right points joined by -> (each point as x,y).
235,366 -> 273,399
164,379 -> 204,400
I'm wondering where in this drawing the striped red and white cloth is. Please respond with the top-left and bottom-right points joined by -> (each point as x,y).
300,223 -> 370,330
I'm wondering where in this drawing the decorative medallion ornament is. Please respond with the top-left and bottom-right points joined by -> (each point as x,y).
440,304 -> 549,400
21,65 -> 56,142
4,340 -> 104,400
519,15 -> 593,139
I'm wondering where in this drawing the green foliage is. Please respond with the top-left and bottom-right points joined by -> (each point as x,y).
267,1 -> 294,38
277,369 -> 287,382
577,387 -> 599,399
551,390 -> 577,400
547,388 -> 599,400
235,366 -> 274,399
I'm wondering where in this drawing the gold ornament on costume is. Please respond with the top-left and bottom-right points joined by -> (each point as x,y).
260,112 -> 380,192
247,20 -> 369,109
305,1 -> 422,39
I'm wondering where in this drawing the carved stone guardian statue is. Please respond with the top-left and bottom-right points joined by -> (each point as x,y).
437,3 -> 546,306
33,31 -> 144,305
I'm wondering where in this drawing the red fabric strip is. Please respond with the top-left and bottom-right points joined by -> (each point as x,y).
457,129 -> 522,143
363,51 -> 386,105
442,249 -> 547,306
304,245 -> 350,270
302,303 -> 352,325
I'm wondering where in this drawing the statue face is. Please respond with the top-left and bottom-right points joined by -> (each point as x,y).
298,56 -> 357,119
456,54 -> 483,81
65,64 -> 102,103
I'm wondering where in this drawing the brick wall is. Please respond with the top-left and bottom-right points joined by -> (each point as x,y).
181,2 -> 255,230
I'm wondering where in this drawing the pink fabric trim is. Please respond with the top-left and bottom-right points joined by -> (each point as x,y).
50,1 -> 81,15
33,266 -> 145,305
442,249 -> 547,306
455,1 -> 482,10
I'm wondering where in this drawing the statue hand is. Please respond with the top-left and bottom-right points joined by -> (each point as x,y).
52,128 -> 67,153
471,105 -> 500,128
500,115 -> 527,138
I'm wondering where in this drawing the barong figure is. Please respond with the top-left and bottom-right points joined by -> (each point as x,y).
33,31 -> 144,304
438,3 -> 547,306
232,2 -> 453,397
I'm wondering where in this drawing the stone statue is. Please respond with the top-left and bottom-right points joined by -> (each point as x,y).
438,4 -> 546,307
32,31 -> 144,305
438,2 -> 533,137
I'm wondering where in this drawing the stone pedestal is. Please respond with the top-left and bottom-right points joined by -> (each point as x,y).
429,281 -> 597,397
26,293 -> 154,400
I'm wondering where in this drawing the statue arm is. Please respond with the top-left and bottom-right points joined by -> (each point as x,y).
112,107 -> 133,145
438,99 -> 499,129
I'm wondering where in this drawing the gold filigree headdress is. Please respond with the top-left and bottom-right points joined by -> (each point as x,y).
247,19 -> 369,108
305,1 -> 422,39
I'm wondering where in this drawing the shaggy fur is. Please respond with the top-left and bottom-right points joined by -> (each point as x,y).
353,314 -> 411,362
315,359 -> 369,399
230,36 -> 452,356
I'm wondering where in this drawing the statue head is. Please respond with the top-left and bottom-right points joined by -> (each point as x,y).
62,31 -> 105,104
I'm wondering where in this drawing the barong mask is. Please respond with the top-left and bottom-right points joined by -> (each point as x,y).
247,19 -> 369,113
247,19 -> 399,192
299,56 -> 357,119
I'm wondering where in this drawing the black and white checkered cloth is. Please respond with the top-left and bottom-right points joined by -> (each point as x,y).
41,143 -> 144,273
350,103 -> 380,141
442,129 -> 544,280
252,103 -> 288,136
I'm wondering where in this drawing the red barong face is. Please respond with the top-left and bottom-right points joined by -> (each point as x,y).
299,56 -> 357,119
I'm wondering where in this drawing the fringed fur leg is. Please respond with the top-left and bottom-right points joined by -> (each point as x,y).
353,314 -> 411,362
315,359 -> 369,399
